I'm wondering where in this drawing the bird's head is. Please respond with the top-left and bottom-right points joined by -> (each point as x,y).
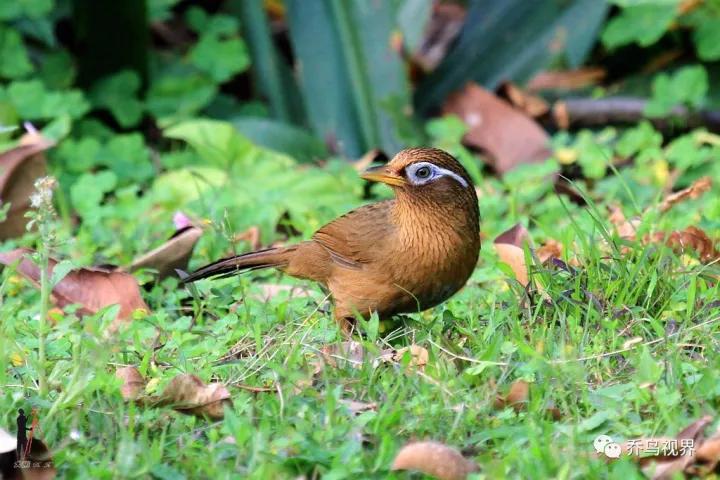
361,148 -> 475,204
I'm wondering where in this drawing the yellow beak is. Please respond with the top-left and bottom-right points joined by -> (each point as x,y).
360,165 -> 406,187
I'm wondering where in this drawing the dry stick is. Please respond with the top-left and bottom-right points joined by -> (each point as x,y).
547,97 -> 720,132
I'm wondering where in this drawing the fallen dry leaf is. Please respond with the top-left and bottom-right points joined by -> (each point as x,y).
340,399 -> 378,415
130,225 -> 203,279
0,133 -> 53,240
496,82 -> 549,118
319,341 -> 366,369
653,227 -> 720,263
494,380 -> 529,411
232,226 -> 261,251
378,344 -> 430,371
658,177 -> 712,213
0,249 -> 149,328
494,224 -> 531,287
536,239 -> 562,263
619,415 -> 714,480
527,67 -> 606,92
608,204 -> 640,241
391,441 -> 478,480
693,433 -> 720,475
156,374 -> 231,420
116,366 -> 146,401
443,82 -> 551,174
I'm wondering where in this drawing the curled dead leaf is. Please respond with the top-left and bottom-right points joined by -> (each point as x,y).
379,344 -> 429,371
620,415 -> 714,480
494,380 -> 529,411
319,341 -> 366,369
496,82 -> 549,118
391,441 -> 478,480
116,366 -> 146,401
156,374 -> 232,420
0,133 -> 53,240
443,83 -> 550,174
0,249 -> 149,329
536,239 -> 562,263
659,177 -> 712,213
130,225 -> 203,279
232,226 -> 261,251
650,227 -> 720,263
494,244 -> 528,287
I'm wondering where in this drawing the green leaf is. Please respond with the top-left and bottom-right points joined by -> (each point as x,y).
231,117 -> 327,163
286,0 -> 412,156
89,70 -> 144,127
0,0 -> 53,20
146,64 -> 217,119
7,80 -> 90,120
601,3 -> 677,49
692,18 -> 720,61
0,26 -> 34,79
188,34 -> 249,83
50,259 -> 75,288
148,0 -> 181,22
70,171 -> 118,216
645,65 -> 708,117
39,51 -> 76,89
616,121 -> 662,158
164,119 -> 255,168
100,134 -> 154,183
152,166 -> 229,207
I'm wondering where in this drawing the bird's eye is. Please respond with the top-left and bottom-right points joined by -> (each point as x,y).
415,166 -> 431,179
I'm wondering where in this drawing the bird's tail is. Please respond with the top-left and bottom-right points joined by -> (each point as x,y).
181,246 -> 296,283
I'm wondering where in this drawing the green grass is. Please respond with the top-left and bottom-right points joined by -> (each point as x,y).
2,127 -> 720,479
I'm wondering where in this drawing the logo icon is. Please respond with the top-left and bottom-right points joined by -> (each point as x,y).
594,434 -> 622,458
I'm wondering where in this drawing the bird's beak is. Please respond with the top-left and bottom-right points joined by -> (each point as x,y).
361,165 -> 406,187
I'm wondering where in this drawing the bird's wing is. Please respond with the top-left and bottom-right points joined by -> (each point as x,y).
312,200 -> 395,269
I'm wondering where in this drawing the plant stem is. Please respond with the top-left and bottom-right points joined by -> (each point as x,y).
38,232 -> 49,397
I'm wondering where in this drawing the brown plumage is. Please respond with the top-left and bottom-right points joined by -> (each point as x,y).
184,147 -> 480,332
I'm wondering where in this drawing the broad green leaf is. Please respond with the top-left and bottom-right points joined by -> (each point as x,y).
146,64 -> 217,119
70,170 -> 118,216
188,34 -> 249,83
89,71 -> 144,128
148,0 -> 181,22
231,117 -> 327,163
0,26 -> 34,79
601,3 -> 677,49
0,0 -> 53,20
152,166 -> 229,207
164,119 -> 254,167
7,80 -> 90,120
692,18 -> 720,61
645,65 -> 708,117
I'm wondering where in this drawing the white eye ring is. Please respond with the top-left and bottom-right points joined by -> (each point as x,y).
406,162 -> 469,188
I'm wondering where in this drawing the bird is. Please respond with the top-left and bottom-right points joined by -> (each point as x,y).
183,147 -> 481,333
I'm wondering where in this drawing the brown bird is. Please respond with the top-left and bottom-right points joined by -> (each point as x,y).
183,147 -> 480,332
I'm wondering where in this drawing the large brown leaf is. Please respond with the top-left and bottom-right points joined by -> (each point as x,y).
155,374 -> 231,420
0,249 -> 149,327
130,225 -> 203,280
391,441 -> 478,480
443,83 -> 551,173
0,134 -> 53,240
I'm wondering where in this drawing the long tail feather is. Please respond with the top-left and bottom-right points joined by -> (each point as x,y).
182,246 -> 294,283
